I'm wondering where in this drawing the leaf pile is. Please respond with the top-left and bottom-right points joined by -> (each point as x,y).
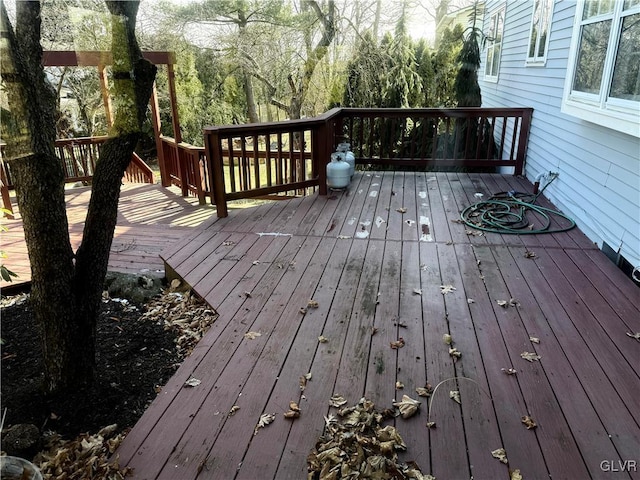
141,289 -> 218,356
307,397 -> 428,480
34,425 -> 130,480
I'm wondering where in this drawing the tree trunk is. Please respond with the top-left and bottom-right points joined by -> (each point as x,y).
242,66 -> 260,123
0,0 -> 156,393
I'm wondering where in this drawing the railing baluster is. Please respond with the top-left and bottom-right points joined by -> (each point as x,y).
277,133 -> 283,185
265,134 -> 272,187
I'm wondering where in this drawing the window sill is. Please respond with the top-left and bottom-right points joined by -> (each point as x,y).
561,99 -> 640,138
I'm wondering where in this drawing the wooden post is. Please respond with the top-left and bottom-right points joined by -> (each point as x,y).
515,108 -> 533,176
0,159 -> 14,219
205,130 -> 228,218
98,64 -> 113,128
150,84 -> 169,186
167,63 -> 186,192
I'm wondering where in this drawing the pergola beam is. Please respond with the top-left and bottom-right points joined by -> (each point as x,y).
42,50 -> 176,67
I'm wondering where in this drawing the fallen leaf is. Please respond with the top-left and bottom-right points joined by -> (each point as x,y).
299,307 -> 307,314
371,327 -> 379,336
521,351 -> 541,362
626,332 -> 640,342
449,347 -> 462,359
501,368 -> 517,375
440,284 -> 456,294
397,207 -> 407,213
243,291 -> 252,298
284,410 -> 300,419
222,241 -> 235,246
254,413 -> 276,435
318,335 -> 329,343
229,405 -> 240,416
449,390 -> 461,404
184,377 -> 201,388
304,372 -> 312,380
511,469 -> 523,480
395,381 -> 404,389
529,336 -> 540,344
416,385 -> 433,397
329,395 -> 348,408
467,298 -> 475,304
299,376 -> 307,391
524,250 -> 537,259
289,401 -> 301,412
412,288 -> 422,296
252,260 -> 261,265
521,415 -> 537,429
509,298 -> 520,307
390,338 -> 406,349
426,421 -> 436,428
170,279 -> 182,290
451,218 -> 463,224
443,333 -> 452,345
307,299 -> 319,308
492,448 -> 508,464
497,300 -> 508,307
337,235 -> 352,239
244,331 -> 262,340
392,395 -> 421,418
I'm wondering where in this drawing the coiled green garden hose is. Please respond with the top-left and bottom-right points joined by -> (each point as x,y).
460,176 -> 576,235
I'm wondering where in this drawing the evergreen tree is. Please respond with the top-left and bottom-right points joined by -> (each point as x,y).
432,24 -> 464,107
413,38 -> 435,107
382,7 -> 421,108
342,31 -> 385,107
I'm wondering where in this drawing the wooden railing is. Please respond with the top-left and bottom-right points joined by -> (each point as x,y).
204,107 -> 532,217
337,107 -> 533,172
158,136 -> 208,205
1,136 -> 154,189
205,109 -> 340,217
1,137 -> 155,216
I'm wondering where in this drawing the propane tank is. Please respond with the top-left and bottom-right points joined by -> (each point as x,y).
337,142 -> 355,178
327,152 -> 350,189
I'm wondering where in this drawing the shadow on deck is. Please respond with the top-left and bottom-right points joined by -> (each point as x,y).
116,172 -> 640,480
0,183 -> 218,290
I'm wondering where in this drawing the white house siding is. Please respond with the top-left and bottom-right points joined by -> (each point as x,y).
479,0 -> 640,270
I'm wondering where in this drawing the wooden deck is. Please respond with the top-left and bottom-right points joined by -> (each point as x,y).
0,183 -> 217,290
117,171 -> 640,480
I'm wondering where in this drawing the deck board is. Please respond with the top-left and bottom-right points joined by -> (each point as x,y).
114,172 -> 640,480
1,184 -> 217,289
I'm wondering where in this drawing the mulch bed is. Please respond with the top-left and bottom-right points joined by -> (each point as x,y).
1,294 -> 181,440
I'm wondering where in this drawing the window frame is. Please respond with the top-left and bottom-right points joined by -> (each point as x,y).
561,1 -> 640,137
525,0 -> 555,66
484,5 -> 506,83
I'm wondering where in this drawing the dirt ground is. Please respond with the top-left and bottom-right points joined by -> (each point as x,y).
0,293 -> 181,442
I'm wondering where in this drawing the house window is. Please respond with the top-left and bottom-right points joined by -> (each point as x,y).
562,0 -> 640,137
485,7 -> 505,82
526,0 -> 554,65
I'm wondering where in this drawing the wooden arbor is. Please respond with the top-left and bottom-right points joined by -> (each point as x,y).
42,50 -> 183,186
1,50 -> 186,216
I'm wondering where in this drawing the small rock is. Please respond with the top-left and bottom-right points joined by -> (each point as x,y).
1,423 -> 42,458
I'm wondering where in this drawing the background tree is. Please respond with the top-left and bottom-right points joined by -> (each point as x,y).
382,4 -> 422,108
454,2 -> 482,107
0,0 -> 156,393
432,23 -> 464,106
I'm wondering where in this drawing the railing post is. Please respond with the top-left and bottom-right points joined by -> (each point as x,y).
515,108 -> 533,176
177,145 -> 189,197
191,149 -> 206,205
0,158 -> 14,219
205,130 -> 228,218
